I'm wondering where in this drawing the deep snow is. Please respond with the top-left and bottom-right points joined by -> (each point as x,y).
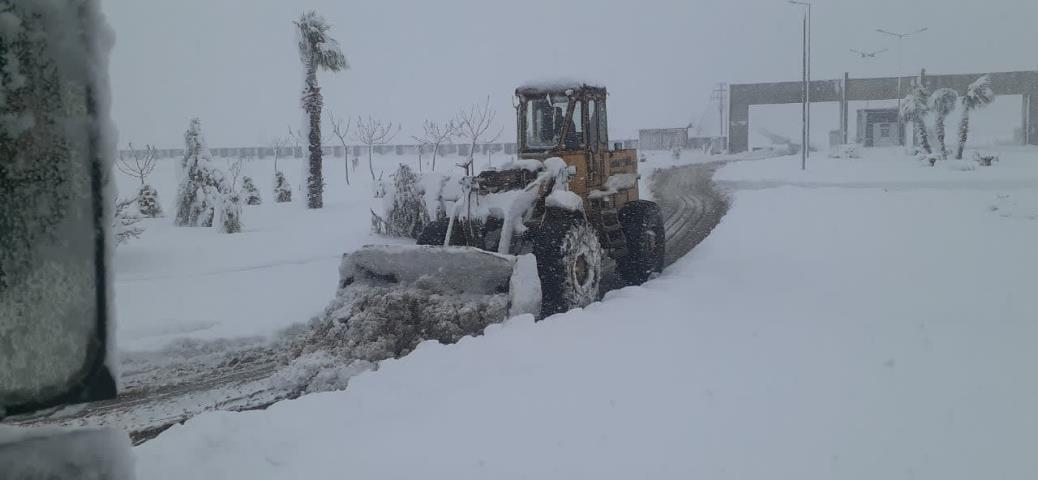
135,146 -> 1038,479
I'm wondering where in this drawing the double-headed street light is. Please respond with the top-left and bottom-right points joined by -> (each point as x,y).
790,0 -> 811,170
876,27 -> 928,145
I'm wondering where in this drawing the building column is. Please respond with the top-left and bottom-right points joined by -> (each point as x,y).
1024,94 -> 1038,146
728,101 -> 750,153
840,72 -> 849,144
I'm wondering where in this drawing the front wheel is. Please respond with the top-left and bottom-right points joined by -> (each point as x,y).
534,210 -> 604,317
618,200 -> 665,285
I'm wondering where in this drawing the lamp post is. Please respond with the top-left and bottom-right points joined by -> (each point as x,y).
876,27 -> 927,145
849,48 -> 888,107
790,0 -> 811,169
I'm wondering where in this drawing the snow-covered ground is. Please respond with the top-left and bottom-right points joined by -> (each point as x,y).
113,153 -> 426,352
134,145 -> 1038,479
112,148 -> 716,352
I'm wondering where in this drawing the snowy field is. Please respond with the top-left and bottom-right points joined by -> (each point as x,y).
113,153 -> 436,352
111,148 -> 713,352
135,145 -> 1038,478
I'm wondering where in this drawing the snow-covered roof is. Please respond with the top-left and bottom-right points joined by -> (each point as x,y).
516,77 -> 606,95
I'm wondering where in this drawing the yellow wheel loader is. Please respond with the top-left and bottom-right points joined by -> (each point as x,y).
342,81 -> 665,321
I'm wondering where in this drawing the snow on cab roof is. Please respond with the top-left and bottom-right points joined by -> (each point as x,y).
516,77 -> 606,95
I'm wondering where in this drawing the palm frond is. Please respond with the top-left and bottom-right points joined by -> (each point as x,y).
928,88 -> 958,116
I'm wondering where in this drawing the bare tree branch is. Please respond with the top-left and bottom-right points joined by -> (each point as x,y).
352,115 -> 400,181
269,136 -> 289,172
412,119 -> 457,172
455,96 -> 496,175
330,114 -> 352,185
116,142 -> 157,186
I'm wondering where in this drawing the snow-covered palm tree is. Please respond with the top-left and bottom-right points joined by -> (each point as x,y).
956,75 -> 995,159
901,85 -> 932,155
928,88 -> 958,159
295,11 -> 348,209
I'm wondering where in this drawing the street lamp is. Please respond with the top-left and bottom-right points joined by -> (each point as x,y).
790,0 -> 811,170
849,48 -> 888,107
876,27 -> 927,146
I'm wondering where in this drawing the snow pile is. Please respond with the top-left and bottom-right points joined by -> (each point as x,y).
827,144 -> 861,159
717,146 -> 1038,188
138,180 -> 1038,479
588,172 -> 638,199
270,246 -> 540,394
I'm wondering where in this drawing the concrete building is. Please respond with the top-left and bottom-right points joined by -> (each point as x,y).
727,70 -> 1038,153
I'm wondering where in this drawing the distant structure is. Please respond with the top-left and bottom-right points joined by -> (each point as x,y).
855,108 -> 900,147
727,70 -> 1038,152
638,128 -> 688,151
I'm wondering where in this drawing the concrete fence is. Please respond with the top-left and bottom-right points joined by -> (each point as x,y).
127,140 -> 641,160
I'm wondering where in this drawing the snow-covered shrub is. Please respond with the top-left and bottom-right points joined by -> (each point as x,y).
137,184 -> 163,217
972,152 -> 999,167
242,176 -> 262,205
113,197 -> 144,246
273,171 -> 292,203
828,144 -> 861,159
174,118 -> 230,227
671,146 -> 682,160
217,193 -> 243,234
373,164 -> 431,238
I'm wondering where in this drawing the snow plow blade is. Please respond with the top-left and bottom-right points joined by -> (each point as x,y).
339,245 -> 542,319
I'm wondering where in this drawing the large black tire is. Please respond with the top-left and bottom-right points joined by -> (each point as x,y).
534,209 -> 604,317
618,200 -> 665,285
416,218 -> 464,246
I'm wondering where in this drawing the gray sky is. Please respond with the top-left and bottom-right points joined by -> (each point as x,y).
103,0 -> 1037,148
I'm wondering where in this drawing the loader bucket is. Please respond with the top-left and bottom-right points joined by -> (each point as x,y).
339,245 -> 542,319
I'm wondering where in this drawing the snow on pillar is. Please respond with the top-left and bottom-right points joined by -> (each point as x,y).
840,72 -> 849,145
728,98 -> 750,153
1024,94 -> 1038,146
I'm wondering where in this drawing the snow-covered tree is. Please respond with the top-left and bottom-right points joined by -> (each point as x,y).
113,197 -> 144,246
455,97 -> 499,175
269,136 -> 289,172
352,116 -> 400,181
374,164 -> 430,238
928,88 -> 958,159
217,193 -> 243,234
137,184 -> 163,217
174,118 -> 230,227
273,171 -> 293,203
901,85 -> 932,155
295,11 -> 348,209
412,119 -> 458,172
330,114 -> 352,185
116,143 -> 157,185
956,75 -> 995,159
242,176 -> 262,205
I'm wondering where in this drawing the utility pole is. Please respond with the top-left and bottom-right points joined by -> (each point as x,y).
790,0 -> 812,169
876,27 -> 927,146
710,83 -> 728,151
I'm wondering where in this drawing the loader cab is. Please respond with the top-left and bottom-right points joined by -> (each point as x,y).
515,82 -> 610,157
514,81 -> 638,204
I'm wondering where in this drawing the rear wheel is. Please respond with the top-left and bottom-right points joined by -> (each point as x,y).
618,200 -> 665,285
534,209 -> 604,317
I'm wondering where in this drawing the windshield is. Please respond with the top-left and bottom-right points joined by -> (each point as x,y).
524,94 -> 574,150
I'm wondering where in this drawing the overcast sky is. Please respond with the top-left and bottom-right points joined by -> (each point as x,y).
103,0 -> 1037,148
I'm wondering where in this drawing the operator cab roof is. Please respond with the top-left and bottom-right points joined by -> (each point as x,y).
516,78 -> 607,96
